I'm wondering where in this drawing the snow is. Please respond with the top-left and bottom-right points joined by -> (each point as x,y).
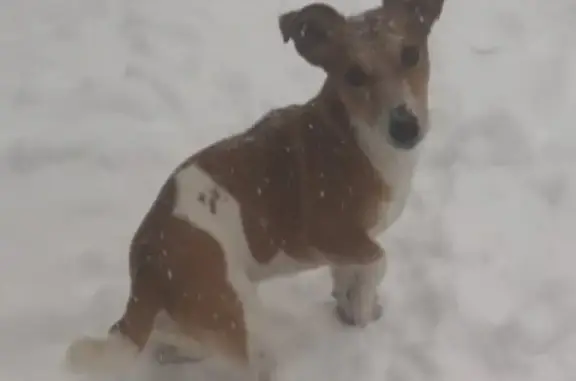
1,0 -> 575,380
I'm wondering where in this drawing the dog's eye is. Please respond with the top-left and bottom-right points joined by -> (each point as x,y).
400,45 -> 420,68
344,64 -> 370,87
300,21 -> 327,43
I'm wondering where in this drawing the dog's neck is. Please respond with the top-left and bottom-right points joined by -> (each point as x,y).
302,76 -> 421,236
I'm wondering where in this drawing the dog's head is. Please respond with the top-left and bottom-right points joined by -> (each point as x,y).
279,0 -> 445,149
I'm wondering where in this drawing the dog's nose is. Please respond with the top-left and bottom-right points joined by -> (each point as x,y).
388,105 -> 420,149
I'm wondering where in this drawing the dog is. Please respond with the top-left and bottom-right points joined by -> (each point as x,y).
64,1 -> 445,380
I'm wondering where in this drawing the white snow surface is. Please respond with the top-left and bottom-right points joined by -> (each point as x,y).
1,0 -> 576,380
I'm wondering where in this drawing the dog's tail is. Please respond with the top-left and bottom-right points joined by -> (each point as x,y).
64,330 -> 140,375
64,269 -> 162,375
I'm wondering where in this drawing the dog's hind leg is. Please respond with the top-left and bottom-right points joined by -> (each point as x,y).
150,311 -> 209,365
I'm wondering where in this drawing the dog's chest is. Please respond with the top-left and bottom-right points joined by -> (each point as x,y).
354,123 -> 420,237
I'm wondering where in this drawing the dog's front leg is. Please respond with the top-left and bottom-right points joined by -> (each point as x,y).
330,254 -> 386,327
316,227 -> 386,327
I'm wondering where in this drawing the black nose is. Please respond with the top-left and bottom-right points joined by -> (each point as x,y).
388,105 -> 421,149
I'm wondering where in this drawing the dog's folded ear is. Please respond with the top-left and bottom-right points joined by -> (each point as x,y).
279,10 -> 299,44
278,3 -> 346,71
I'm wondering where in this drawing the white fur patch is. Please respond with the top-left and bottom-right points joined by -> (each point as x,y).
172,163 -> 278,374
353,81 -> 427,237
353,121 -> 420,236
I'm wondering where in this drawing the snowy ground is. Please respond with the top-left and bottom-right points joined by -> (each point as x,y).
1,0 -> 576,380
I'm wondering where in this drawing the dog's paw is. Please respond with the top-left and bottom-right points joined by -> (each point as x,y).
334,301 -> 382,327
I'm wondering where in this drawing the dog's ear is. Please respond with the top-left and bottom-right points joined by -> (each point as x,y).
279,3 -> 347,71
383,0 -> 445,34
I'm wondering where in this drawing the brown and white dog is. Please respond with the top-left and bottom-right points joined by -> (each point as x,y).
64,0 -> 445,380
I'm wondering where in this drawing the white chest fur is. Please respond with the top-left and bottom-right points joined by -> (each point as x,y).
353,120 -> 421,238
